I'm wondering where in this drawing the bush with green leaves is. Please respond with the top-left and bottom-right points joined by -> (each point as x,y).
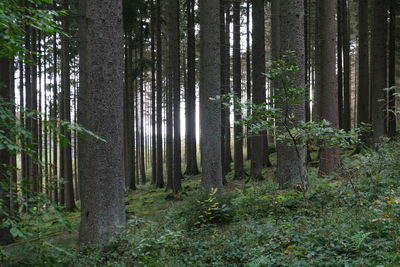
167,188 -> 235,230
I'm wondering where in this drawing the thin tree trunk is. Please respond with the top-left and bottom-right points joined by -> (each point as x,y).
155,0 -> 164,188
170,0 -> 182,192
0,55 -> 14,245
224,2 -> 233,174
151,0 -> 157,185
246,1 -> 252,161
318,0 -> 340,176
61,0 -> 76,211
233,0 -> 243,180
185,0 -> 200,176
342,0 -> 351,131
251,0 -> 268,180
357,0 -> 370,127
220,0 -> 227,179
52,30 -> 59,203
371,0 -> 387,145
388,0 -> 396,136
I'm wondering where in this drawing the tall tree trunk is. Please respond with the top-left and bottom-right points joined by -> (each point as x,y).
251,0 -> 269,180
78,0 -> 126,244
318,0 -> 340,176
276,0 -> 307,189
38,33 -> 43,194
10,59 -> 17,213
357,0 -> 370,126
185,0 -> 200,176
388,0 -> 396,136
313,2 -> 321,122
220,0 -> 227,178
371,0 -> 387,145
337,0 -> 343,128
151,0 -> 157,185
342,0 -> 351,131
246,1 -> 252,161
0,55 -> 14,245
224,2 -> 233,174
155,0 -> 164,188
61,0 -> 76,211
233,0 -> 243,180
18,58 -> 26,202
124,34 -> 135,190
24,25 -> 32,202
199,0 -> 224,192
52,31 -> 59,203
171,0 -> 182,192
139,20 -> 146,185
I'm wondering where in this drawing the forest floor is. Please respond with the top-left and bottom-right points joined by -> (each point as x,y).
3,142 -> 400,266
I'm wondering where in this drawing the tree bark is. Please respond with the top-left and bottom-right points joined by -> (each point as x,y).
139,19 -> 146,185
200,0 -> 224,192
233,0 -> 244,180
61,0 -> 76,211
357,0 -> 370,126
185,0 -> 200,176
342,0 -> 351,131
155,0 -> 164,188
318,0 -> 340,176
0,55 -> 14,245
371,0 -> 387,145
388,0 -> 396,136
78,0 -> 126,244
251,0 -> 269,180
246,1 -> 252,161
224,2 -> 233,175
276,0 -> 307,189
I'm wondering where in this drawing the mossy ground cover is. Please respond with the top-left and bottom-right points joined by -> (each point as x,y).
2,145 -> 400,266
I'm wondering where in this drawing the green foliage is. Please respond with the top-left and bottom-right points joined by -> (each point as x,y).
65,141 -> 400,266
0,0 -> 64,58
0,193 -> 76,265
6,139 -> 400,266
0,98 -> 104,264
167,188 -> 234,230
224,53 -> 364,151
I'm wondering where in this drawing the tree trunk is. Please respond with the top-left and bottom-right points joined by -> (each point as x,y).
246,1 -> 252,161
61,0 -> 76,211
224,2 -> 233,174
78,0 -> 126,244
150,0 -> 157,185
251,0 -> 269,180
357,0 -> 370,126
388,0 -> 396,136
220,0 -> 226,179
171,0 -> 182,192
318,0 -> 340,176
342,0 -> 351,131
52,31 -> 59,203
139,19 -> 146,185
233,0 -> 244,180
155,0 -> 164,188
276,0 -> 307,189
371,0 -> 387,145
0,55 -> 14,245
200,0 -> 224,192
185,0 -> 200,176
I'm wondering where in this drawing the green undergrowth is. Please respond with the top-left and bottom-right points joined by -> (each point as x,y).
3,142 -> 400,266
